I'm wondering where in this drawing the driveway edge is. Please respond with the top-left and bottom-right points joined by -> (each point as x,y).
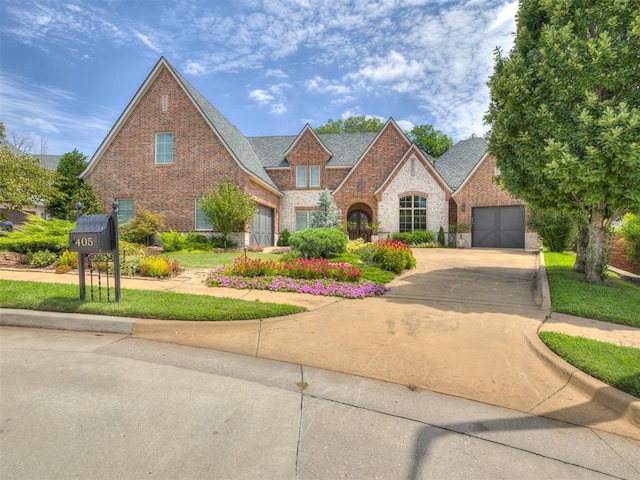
0,308 -> 136,335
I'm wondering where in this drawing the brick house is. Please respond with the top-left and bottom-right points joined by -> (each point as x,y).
81,57 -> 538,249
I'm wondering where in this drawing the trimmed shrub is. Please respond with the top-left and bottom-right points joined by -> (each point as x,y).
56,249 -> 78,269
392,230 -> 435,246
277,228 -> 291,246
184,233 -> 211,251
290,228 -> 348,259
437,227 -> 446,246
160,230 -> 186,252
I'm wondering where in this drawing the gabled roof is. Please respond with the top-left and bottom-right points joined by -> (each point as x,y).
80,57 -> 281,195
374,144 -> 452,196
433,137 -> 488,190
0,137 -> 23,156
333,118 -> 410,194
250,131 -> 377,168
283,124 -> 332,160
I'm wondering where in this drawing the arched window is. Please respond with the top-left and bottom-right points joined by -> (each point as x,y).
399,195 -> 427,232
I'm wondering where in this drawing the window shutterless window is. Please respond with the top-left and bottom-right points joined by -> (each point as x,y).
296,166 -> 307,187
295,211 -> 314,231
195,198 -> 213,230
117,199 -> 134,224
309,165 -> 320,187
399,195 -> 427,232
155,132 -> 173,164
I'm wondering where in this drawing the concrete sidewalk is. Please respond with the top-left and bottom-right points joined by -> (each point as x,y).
1,249 -> 639,440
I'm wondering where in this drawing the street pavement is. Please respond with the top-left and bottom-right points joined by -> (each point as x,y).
1,326 -> 639,480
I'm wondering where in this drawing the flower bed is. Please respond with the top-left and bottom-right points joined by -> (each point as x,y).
205,269 -> 389,299
221,256 -> 362,282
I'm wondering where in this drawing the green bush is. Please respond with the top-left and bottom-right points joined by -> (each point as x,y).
620,213 -> 640,262
56,249 -> 78,269
27,250 -> 58,267
0,216 -> 74,254
277,228 -> 291,246
210,235 -> 234,249
527,206 -> 577,252
120,255 -> 144,276
184,233 -> 211,251
140,256 -> 180,277
373,239 -> 416,274
392,230 -> 435,246
120,207 -> 164,245
437,227 -> 446,246
160,230 -> 186,252
290,228 -> 348,258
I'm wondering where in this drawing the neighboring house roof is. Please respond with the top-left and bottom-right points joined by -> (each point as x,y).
0,138 -> 61,171
433,137 -> 488,190
250,131 -> 377,169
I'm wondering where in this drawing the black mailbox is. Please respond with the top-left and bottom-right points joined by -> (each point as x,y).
69,214 -> 116,253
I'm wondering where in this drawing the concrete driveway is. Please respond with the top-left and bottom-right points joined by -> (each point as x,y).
133,249 -> 639,439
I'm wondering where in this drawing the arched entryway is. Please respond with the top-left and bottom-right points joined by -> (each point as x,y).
347,204 -> 373,241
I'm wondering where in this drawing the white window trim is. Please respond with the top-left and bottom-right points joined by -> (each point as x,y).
155,132 -> 174,164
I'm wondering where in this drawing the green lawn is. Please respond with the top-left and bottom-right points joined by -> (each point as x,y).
164,251 -> 277,269
544,251 -> 640,328
541,251 -> 639,398
539,332 -> 640,398
0,280 -> 305,321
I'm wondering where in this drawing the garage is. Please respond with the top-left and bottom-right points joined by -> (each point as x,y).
250,204 -> 274,247
472,206 -> 525,248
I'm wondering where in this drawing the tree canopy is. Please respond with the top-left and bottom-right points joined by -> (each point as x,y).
485,0 -> 640,284
406,124 -> 453,158
0,147 -> 58,216
310,189 -> 342,228
315,116 -> 384,134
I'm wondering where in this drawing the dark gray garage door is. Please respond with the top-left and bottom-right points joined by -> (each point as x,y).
250,205 -> 273,247
472,206 -> 525,248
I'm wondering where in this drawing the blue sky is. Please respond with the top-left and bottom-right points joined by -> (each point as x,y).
0,0 -> 518,158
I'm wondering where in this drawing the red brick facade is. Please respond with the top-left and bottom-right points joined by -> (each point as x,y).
83,65 -> 279,232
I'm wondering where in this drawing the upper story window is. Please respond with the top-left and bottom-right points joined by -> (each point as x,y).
117,199 -> 134,224
156,132 -> 173,164
295,165 -> 320,188
399,195 -> 427,232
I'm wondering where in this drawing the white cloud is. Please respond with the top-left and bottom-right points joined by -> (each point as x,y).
396,119 -> 415,132
353,51 -> 424,84
249,89 -> 275,104
185,62 -> 206,75
265,69 -> 288,78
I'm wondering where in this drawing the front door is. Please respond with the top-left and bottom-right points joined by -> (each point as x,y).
348,210 -> 371,241
250,205 -> 274,247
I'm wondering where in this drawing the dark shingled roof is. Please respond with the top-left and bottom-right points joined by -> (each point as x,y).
165,60 -> 279,191
248,132 -> 377,168
0,138 -> 61,171
434,137 -> 488,190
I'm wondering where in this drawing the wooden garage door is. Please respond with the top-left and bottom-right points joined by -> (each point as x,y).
472,206 -> 525,248
250,205 -> 274,247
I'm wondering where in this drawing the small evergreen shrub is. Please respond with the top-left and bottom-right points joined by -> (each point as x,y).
392,230 -> 435,246
160,230 -> 186,252
184,233 -> 211,251
437,227 -> 446,246
55,264 -> 72,274
28,249 -> 58,267
277,229 -> 291,246
290,228 -> 348,258
120,255 -> 144,276
210,235 -> 235,249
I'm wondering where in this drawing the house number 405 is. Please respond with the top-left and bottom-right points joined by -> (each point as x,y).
74,237 -> 94,247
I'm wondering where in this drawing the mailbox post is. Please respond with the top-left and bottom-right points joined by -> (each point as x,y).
69,201 -> 121,302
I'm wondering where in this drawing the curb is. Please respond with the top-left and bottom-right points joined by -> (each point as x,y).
532,250 -> 640,431
523,327 -> 640,430
0,308 -> 136,335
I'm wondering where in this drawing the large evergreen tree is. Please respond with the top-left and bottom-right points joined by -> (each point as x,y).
485,0 -> 640,284
47,149 -> 101,220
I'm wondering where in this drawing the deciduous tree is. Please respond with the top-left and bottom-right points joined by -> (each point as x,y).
315,116 -> 384,134
406,124 -> 453,158
485,0 -> 640,284
199,179 -> 256,247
